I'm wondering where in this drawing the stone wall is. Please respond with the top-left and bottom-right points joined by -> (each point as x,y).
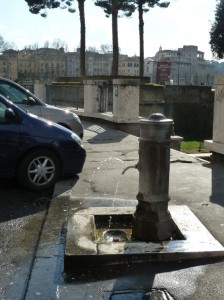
35,81 -> 214,140
139,84 -> 165,117
204,76 -> 224,156
139,84 -> 214,140
163,86 -> 214,140
164,85 -> 213,104
45,84 -> 84,108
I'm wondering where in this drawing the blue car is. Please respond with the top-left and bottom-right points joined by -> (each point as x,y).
0,95 -> 86,191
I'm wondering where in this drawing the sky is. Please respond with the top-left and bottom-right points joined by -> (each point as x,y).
0,0 -> 217,60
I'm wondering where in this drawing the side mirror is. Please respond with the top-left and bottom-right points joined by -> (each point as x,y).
5,108 -> 16,119
28,97 -> 36,105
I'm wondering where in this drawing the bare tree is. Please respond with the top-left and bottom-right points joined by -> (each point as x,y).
43,40 -> 50,48
87,46 -> 98,52
52,39 -> 68,51
25,42 -> 39,50
100,44 -> 113,53
0,35 -> 17,51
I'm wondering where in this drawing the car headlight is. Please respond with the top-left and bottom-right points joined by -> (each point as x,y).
72,113 -> 81,122
65,110 -> 81,122
71,133 -> 81,145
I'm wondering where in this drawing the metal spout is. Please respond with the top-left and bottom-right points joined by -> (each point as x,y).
121,165 -> 137,175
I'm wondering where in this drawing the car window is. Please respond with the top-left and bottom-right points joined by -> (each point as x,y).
0,102 -> 7,121
0,81 -> 28,104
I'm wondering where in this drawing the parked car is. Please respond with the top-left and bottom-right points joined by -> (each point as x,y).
0,95 -> 86,191
0,77 -> 84,138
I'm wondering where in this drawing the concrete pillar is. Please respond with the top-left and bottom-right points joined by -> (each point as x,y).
139,84 -> 165,116
204,76 -> 224,155
83,79 -> 109,114
132,113 -> 174,241
112,78 -> 140,123
34,83 -> 46,101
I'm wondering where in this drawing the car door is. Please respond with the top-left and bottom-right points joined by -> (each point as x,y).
0,101 -> 21,176
0,80 -> 42,117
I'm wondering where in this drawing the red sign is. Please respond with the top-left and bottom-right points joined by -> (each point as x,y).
157,62 -> 171,84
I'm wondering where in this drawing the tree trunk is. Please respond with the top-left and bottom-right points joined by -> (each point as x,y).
78,0 -> 86,76
111,3 -> 119,77
139,2 -> 144,77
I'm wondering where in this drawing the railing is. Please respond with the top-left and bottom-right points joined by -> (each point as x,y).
45,84 -> 84,109
98,85 -> 113,113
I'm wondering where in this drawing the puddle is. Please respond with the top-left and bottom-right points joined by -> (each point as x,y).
94,214 -> 184,243
103,229 -> 128,242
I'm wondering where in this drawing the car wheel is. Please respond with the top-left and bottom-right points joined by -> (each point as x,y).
17,149 -> 61,191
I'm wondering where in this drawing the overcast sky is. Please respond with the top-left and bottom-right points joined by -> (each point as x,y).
0,0 -> 217,59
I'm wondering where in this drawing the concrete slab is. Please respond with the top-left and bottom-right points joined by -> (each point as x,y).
64,201 -> 224,272
19,119 -> 224,300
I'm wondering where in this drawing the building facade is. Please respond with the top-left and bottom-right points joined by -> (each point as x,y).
0,49 -> 19,80
154,45 -> 214,85
65,51 -> 80,77
86,51 -> 112,76
119,56 -> 140,76
0,45 -> 214,85
34,48 -> 66,81
0,48 -> 66,82
144,57 -> 155,80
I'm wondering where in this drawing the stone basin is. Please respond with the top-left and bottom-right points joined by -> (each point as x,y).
64,200 -> 224,273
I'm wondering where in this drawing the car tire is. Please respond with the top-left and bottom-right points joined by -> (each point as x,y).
17,149 -> 61,191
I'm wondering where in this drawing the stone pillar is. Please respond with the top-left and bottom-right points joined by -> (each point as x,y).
132,113 -> 174,241
139,84 -> 165,116
204,76 -> 224,155
83,79 -> 109,114
34,83 -> 46,101
112,78 -> 140,123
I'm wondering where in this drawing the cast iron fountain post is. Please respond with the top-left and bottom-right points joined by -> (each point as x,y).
132,113 -> 174,241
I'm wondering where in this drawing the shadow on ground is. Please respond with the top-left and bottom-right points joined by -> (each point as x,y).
0,177 -> 54,222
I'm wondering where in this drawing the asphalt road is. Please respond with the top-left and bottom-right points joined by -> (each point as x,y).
0,177 -> 54,300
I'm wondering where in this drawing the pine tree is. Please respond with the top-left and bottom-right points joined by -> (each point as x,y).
94,0 -> 135,76
135,0 -> 169,77
210,0 -> 224,59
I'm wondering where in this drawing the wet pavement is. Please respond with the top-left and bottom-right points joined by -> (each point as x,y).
2,119 -> 224,299
0,178 -> 53,300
